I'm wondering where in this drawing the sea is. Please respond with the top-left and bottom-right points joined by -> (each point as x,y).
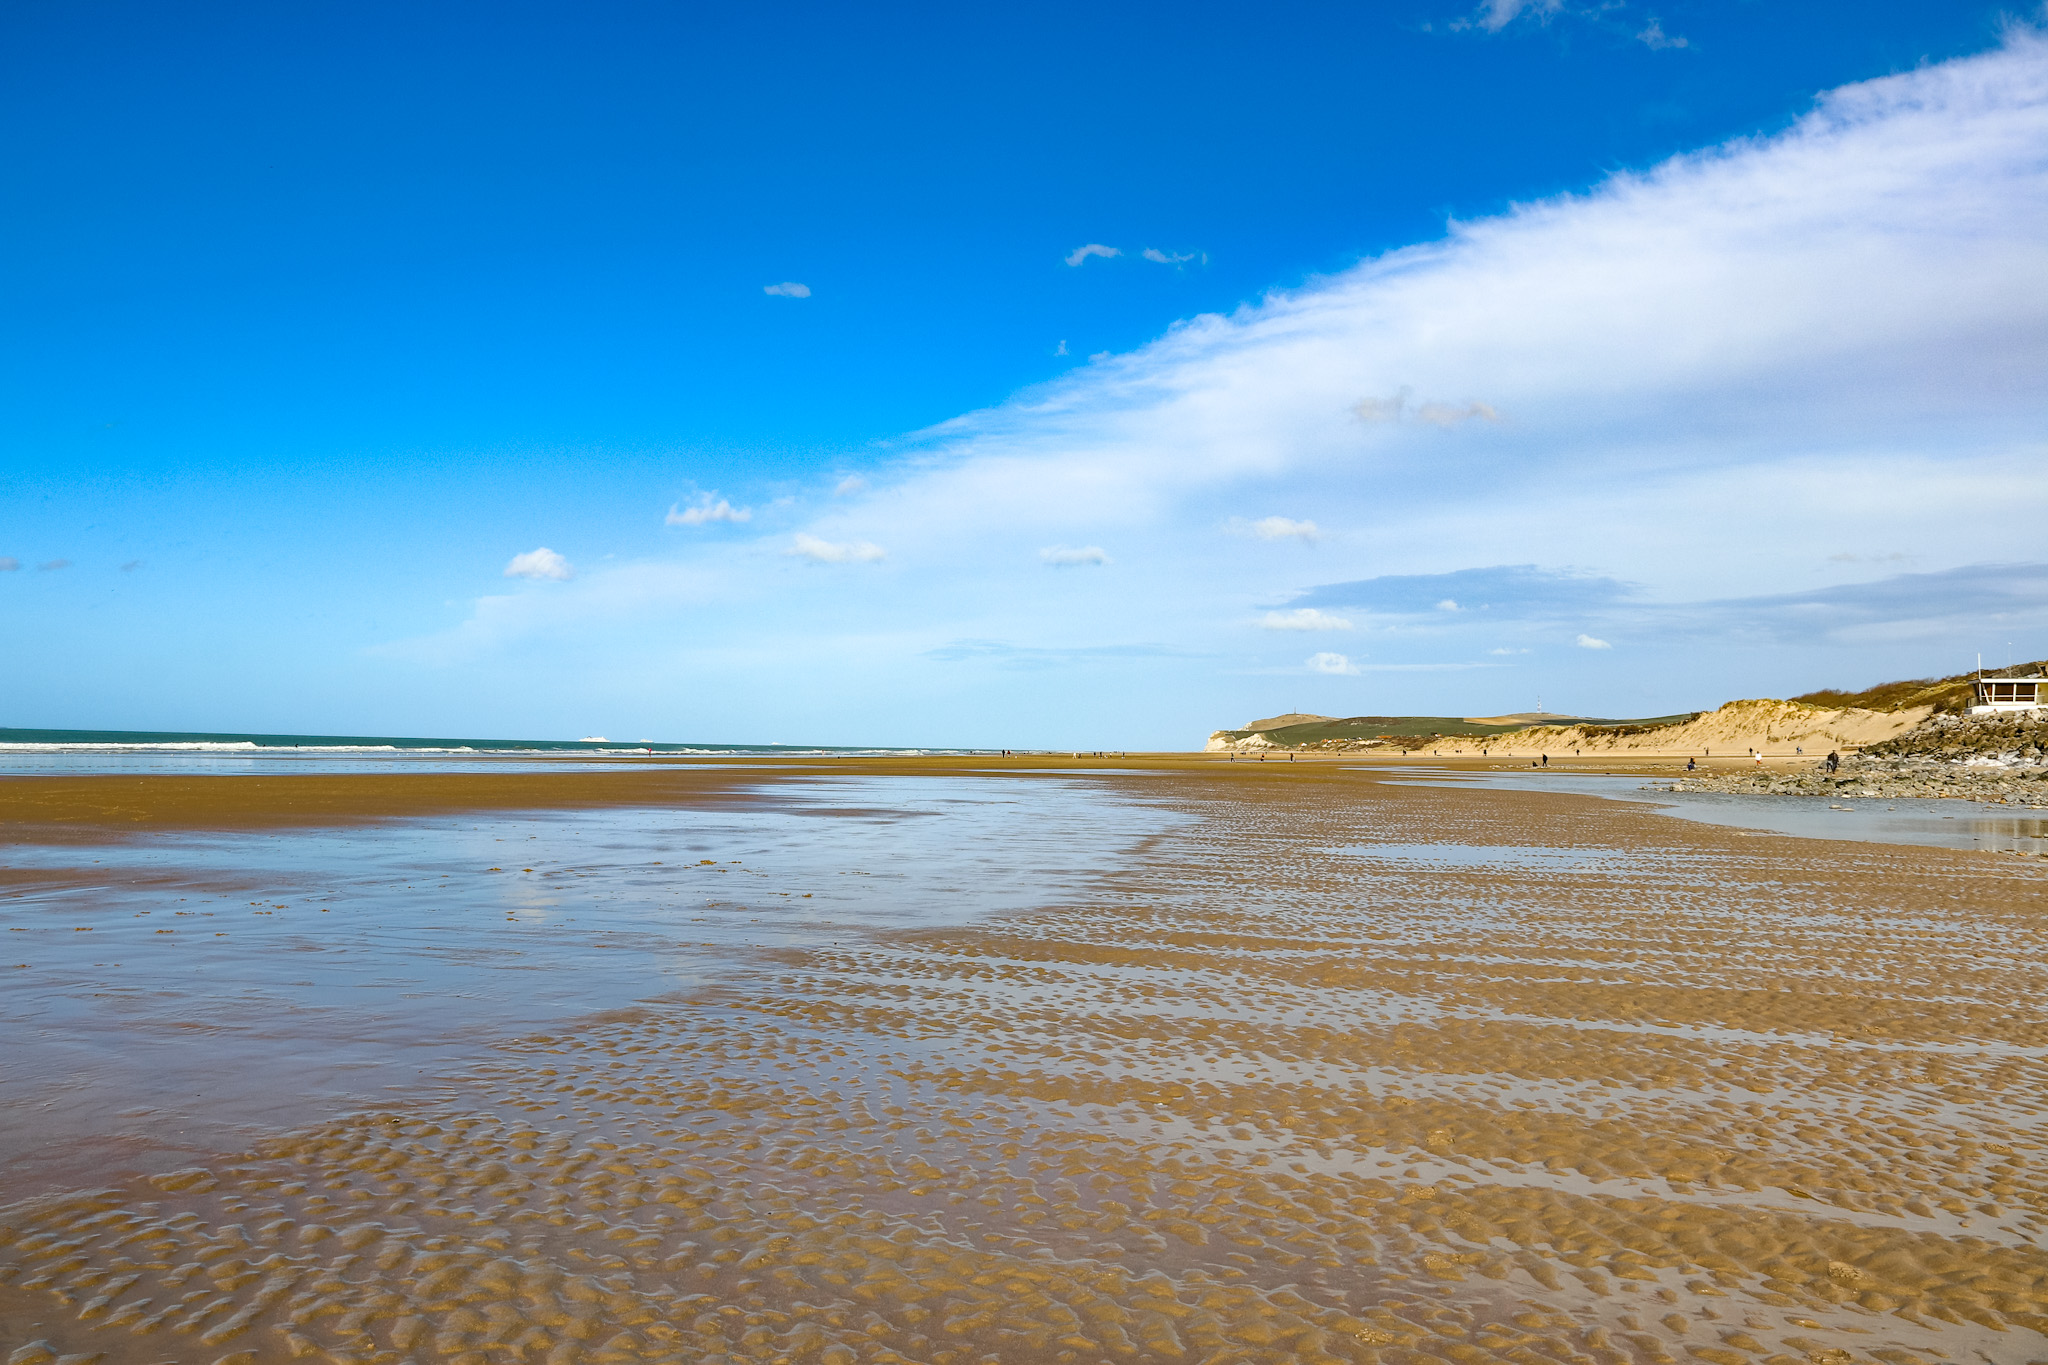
0,725 -> 985,776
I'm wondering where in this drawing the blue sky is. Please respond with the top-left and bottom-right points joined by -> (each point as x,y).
4,1 -> 2044,746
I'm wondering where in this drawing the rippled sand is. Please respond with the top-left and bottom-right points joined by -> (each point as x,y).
4,760 -> 2046,1365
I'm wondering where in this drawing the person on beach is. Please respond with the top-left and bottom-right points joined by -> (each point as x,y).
1826,750 -> 1840,773
1541,754 -> 1549,767
1686,757 -> 1697,772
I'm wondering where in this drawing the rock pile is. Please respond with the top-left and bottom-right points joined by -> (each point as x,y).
1649,711 -> 2048,804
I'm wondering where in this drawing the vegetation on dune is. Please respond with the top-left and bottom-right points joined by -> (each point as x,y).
1791,658 -> 2048,715
1221,713 -> 1700,748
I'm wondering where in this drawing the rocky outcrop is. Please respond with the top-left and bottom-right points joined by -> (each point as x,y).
1649,712 -> 2048,803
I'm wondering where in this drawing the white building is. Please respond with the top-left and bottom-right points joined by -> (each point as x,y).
1970,675 -> 2044,714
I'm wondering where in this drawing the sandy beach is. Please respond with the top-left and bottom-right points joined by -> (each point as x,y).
3,757 -> 2046,1365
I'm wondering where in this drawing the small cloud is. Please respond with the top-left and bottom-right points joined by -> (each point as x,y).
1436,599 -> 1460,612
1040,545 -> 1109,567
1260,608 -> 1353,631
1413,400 -> 1501,427
833,475 -> 868,497
1306,651 -> 1360,675
1237,516 -> 1320,543
504,547 -> 573,581
1636,18 -> 1688,49
1574,633 -> 1612,650
666,495 -> 752,526
1352,391 -> 1408,422
119,559 -> 142,572
37,559 -> 71,572
789,533 -> 885,564
1054,340 -> 1068,357
1064,243 -> 1120,267
0,557 -> 18,572
763,282 -> 812,298
1488,646 -> 1530,655
1140,248 -> 1199,265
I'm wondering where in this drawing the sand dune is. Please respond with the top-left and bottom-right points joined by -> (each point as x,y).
1491,698 -> 1931,755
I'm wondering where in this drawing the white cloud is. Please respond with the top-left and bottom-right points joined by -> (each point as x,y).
1260,608 -> 1354,630
763,282 -> 812,298
1243,516 -> 1320,542
1054,340 -> 1068,356
1636,18 -> 1688,50
1436,599 -> 1461,611
1307,651 -> 1360,674
666,495 -> 752,526
1141,248 -> 1199,265
1064,243 -> 1120,267
1489,647 -> 1530,655
1040,545 -> 1109,566
1575,633 -> 1612,650
504,547 -> 573,581
789,533 -> 885,564
833,475 -> 868,497
1454,0 -> 1563,33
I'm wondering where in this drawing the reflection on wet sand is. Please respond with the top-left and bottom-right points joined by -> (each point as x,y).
3,760 -> 2046,1365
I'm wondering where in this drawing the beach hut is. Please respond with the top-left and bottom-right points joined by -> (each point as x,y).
1970,674 -> 2045,714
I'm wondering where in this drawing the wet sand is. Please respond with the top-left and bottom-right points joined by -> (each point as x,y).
3,758 -> 2046,1365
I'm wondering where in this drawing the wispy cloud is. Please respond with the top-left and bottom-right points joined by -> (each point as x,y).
504,547 -> 573,581
0,557 -> 18,572
1575,633 -> 1613,650
1236,516 -> 1321,543
1141,248 -> 1201,265
763,281 -> 811,298
1040,545 -> 1109,567
1307,651 -> 1360,675
1259,608 -> 1353,631
1292,566 -> 1632,616
666,495 -> 752,526
1352,390 -> 1501,426
789,533 -> 885,564
119,559 -> 142,572
833,475 -> 868,497
37,559 -> 72,572
1635,18 -> 1687,50
1453,0 -> 1562,34
1064,243 -> 1120,267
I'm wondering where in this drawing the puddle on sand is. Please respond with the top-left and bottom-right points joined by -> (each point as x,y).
0,774 -> 1185,1194
1394,768 -> 2048,854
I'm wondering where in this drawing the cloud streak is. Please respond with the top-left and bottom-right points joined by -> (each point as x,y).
1064,243 -> 1120,267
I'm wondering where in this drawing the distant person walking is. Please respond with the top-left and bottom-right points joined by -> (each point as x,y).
1826,750 -> 1840,774
1541,754 -> 1549,767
